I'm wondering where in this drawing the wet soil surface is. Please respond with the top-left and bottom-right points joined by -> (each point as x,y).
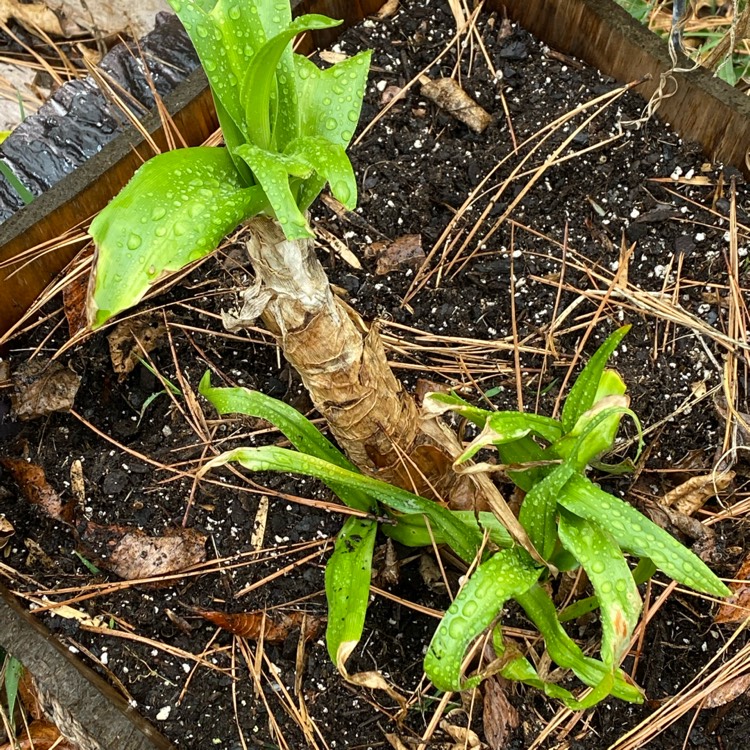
2,1 -> 750,748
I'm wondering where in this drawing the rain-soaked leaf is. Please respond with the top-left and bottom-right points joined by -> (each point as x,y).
196,609 -> 323,643
0,459 -> 70,522
715,553 -> 750,624
87,147 -> 265,329
107,313 -> 168,379
11,359 -> 81,420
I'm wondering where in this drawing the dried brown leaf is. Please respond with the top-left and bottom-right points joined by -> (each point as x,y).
0,458 -> 70,522
420,76 -> 493,133
703,672 -> 750,708
197,609 -> 323,643
0,514 -> 14,552
62,269 -> 89,337
440,720 -> 482,748
376,0 -> 400,19
482,676 -> 519,749
106,527 -> 207,580
368,234 -> 424,275
385,734 -> 410,750
715,554 -> 750,624
0,0 -> 64,36
0,720 -> 77,750
660,471 -> 735,515
108,313 -> 167,380
11,359 -> 81,420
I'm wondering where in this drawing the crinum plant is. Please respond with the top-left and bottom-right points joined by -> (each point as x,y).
198,326 -> 729,706
87,1 -> 370,327
85,0 -> 466,502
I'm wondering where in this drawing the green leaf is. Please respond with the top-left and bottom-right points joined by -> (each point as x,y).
560,474 -> 730,598
295,50 -> 372,148
497,435 -> 550,492
167,1 -> 245,130
326,517 -> 377,669
518,462 -> 574,560
558,509 -> 641,666
561,326 -> 631,433
553,405 -> 642,471
240,15 -> 341,149
202,446 -> 484,563
516,584 -> 644,704
457,411 -> 563,465
87,147 -> 265,328
286,135 -> 357,210
383,510 -> 513,549
3,653 -> 22,731
422,391 -> 492,428
559,558 -> 656,623
235,142 -> 313,238
199,373 -> 374,513
423,548 -> 541,691
499,649 -> 614,710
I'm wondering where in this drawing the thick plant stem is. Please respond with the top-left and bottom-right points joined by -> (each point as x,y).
233,216 -> 423,484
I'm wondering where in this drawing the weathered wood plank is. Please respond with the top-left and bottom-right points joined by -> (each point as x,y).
497,0 -> 750,171
0,584 -> 174,750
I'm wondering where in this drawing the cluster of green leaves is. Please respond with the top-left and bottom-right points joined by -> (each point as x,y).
87,0 -> 371,328
199,325 -> 729,707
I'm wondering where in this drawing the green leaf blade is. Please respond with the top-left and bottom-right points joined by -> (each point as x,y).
558,508 -> 642,667
295,50 -> 372,148
424,549 -> 541,692
518,463 -> 575,560
241,15 -> 342,149
203,446 -> 484,563
516,584 -> 644,704
326,517 -> 377,668
199,373 -> 374,513
561,475 -> 731,598
287,135 -> 357,210
235,143 -> 313,238
87,148 -> 264,328
561,326 -> 631,433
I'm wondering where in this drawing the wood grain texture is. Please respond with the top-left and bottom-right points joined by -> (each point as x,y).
0,584 -> 174,750
497,0 -> 750,172
0,0 -> 386,338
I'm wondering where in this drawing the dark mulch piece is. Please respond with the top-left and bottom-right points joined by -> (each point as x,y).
2,1 -> 749,747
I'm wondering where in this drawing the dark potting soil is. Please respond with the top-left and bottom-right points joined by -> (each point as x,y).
2,1 -> 750,748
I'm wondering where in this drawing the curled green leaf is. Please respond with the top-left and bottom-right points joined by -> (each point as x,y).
424,549 -> 541,691
558,509 -> 641,667
516,584 -> 644,704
